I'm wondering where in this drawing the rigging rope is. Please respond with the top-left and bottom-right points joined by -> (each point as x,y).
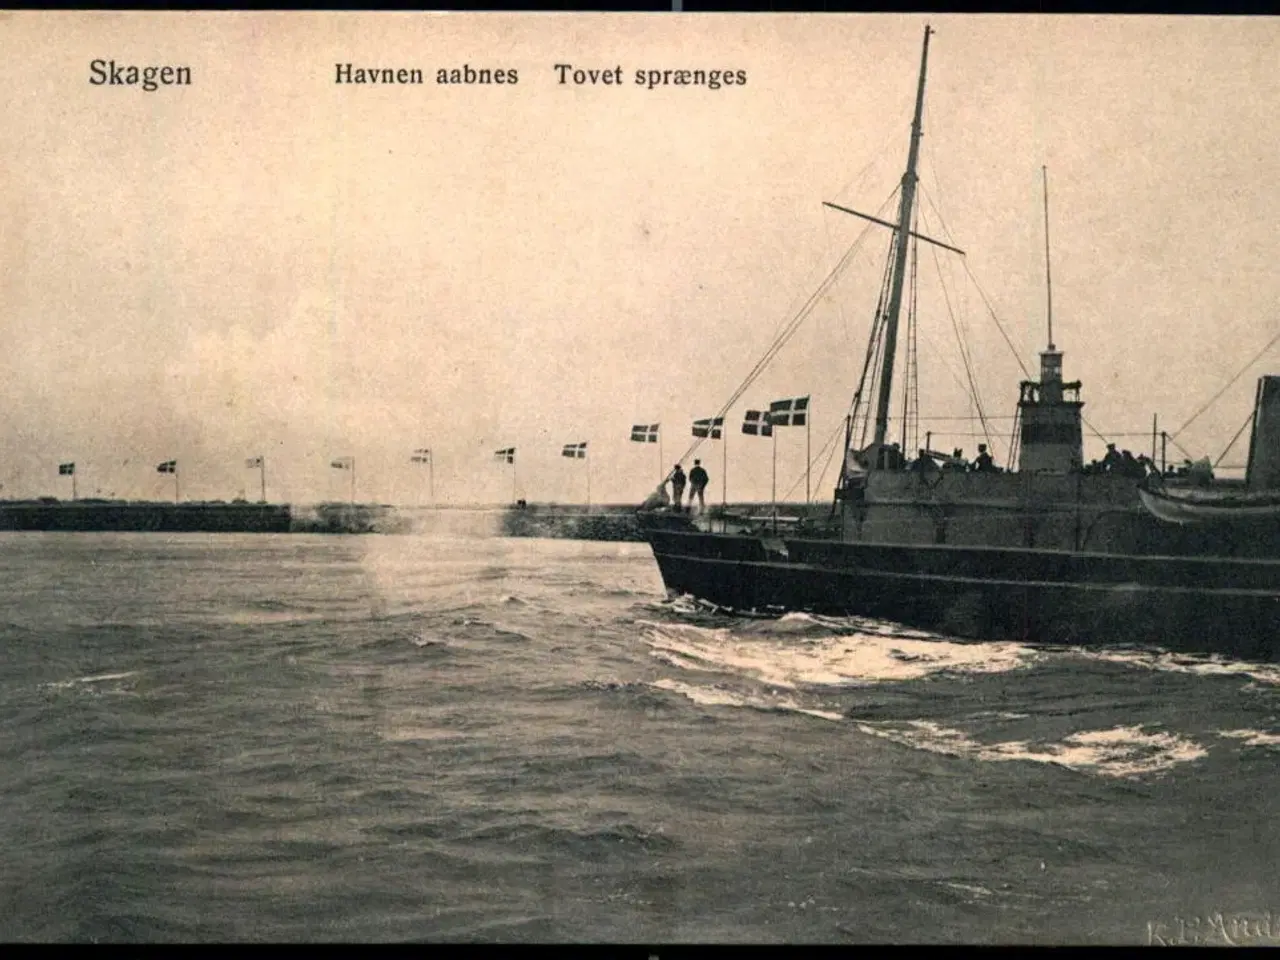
812,423 -> 845,498
920,188 -> 1031,383
853,228 -> 900,451
1166,433 -> 1196,463
830,120 -> 912,227
918,119 -> 1033,386
923,207 -> 996,459
766,155 -> 907,353
779,417 -> 846,503
1171,328 -> 1280,441
941,211 -> 1118,451
1213,409 -> 1256,470
912,127 -> 1276,466
915,124 -> 1124,457
671,188 -> 899,472
1007,405 -> 1022,471
957,255 -> 1032,381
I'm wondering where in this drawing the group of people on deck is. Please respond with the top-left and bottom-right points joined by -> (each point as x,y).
639,460 -> 711,514
637,438 -> 1210,512
1081,443 -> 1161,479
903,443 -> 1000,474
1082,443 -> 1214,483
864,442 -> 1001,474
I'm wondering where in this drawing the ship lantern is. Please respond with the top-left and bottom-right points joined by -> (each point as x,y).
1041,346 -> 1063,385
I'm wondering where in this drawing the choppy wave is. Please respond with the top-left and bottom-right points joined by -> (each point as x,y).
1217,728 -> 1280,748
650,677 -> 845,722
42,670 -> 139,691
1072,648 -> 1280,686
852,719 -> 1207,779
5,531 -> 1280,943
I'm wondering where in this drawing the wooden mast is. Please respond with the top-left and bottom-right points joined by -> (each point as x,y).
871,24 -> 932,460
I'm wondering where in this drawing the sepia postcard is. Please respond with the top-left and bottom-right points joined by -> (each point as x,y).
1,11 -> 1278,946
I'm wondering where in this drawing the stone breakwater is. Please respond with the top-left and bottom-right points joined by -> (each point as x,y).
0,499 -> 833,540
0,500 -> 292,533
498,502 -> 835,542
500,503 -> 648,542
289,502 -> 412,535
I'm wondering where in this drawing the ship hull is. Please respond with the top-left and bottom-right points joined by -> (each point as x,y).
642,520 -> 1280,659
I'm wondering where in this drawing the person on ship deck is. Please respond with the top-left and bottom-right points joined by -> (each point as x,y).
688,460 -> 709,514
669,464 -> 687,512
971,444 -> 996,473
910,450 -> 937,475
1133,453 -> 1160,479
1119,449 -> 1145,478
1101,443 -> 1124,473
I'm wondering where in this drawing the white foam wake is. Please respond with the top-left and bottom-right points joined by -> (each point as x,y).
650,677 -> 845,722
1217,728 -> 1280,748
1072,648 -> 1280,687
641,621 -> 1036,689
854,719 -> 1207,778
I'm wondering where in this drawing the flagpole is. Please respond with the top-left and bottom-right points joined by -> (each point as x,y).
350,457 -> 356,505
174,464 -> 180,504
771,426 -> 778,534
260,457 -> 267,503
722,429 -> 727,509
72,470 -> 77,501
586,453 -> 591,510
806,411 -> 812,505
429,457 -> 435,504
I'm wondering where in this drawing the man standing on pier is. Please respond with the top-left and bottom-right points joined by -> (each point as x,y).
688,459 -> 709,514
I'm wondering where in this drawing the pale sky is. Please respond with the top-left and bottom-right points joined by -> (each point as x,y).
2,12 -> 1278,505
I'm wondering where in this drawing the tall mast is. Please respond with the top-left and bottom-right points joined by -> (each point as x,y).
871,24 -> 932,456
1042,165 -> 1054,350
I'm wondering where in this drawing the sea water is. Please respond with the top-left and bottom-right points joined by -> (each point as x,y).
1,531 -> 1277,944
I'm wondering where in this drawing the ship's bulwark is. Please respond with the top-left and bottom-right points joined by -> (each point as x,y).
644,526 -> 1280,660
839,470 -> 1280,557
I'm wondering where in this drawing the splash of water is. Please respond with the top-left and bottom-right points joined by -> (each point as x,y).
641,620 -> 1037,689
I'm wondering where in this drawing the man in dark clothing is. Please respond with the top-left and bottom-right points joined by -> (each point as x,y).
1120,449 -> 1144,478
1100,442 -> 1121,473
669,464 -> 686,512
688,459 -> 709,513
1101,443 -> 1123,473
973,444 -> 995,472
